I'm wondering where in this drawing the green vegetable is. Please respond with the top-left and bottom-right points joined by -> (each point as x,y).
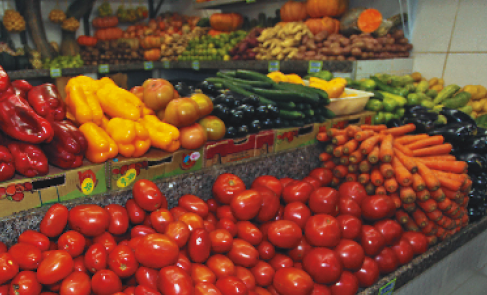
458,105 -> 473,115
365,99 -> 383,112
395,107 -> 405,118
206,77 -> 253,90
314,115 -> 327,123
252,87 -> 320,104
323,107 -> 336,119
236,70 -> 275,84
384,112 -> 394,122
305,70 -> 333,81
302,109 -> 315,117
426,89 -> 438,99
372,112 -> 385,125
372,91 -> 384,100
442,91 -> 472,109
391,75 -> 414,87
379,91 -> 407,107
476,114 -> 487,127
274,82 -> 327,105
351,79 -> 377,91
435,115 -> 447,125
383,97 -> 398,112
273,100 -> 296,110
416,81 -> 429,93
421,99 -> 435,109
404,84 -> 416,93
433,84 -> 461,104
220,81 -> 276,106
371,77 -> 409,97
407,94 -> 421,106
216,72 -> 274,87
196,18 -> 210,27
279,110 -> 305,120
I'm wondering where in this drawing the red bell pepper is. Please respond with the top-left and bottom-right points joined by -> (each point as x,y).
8,142 -> 49,177
11,80 -> 33,98
41,120 -> 87,169
0,93 -> 54,144
0,66 -> 10,93
27,83 -> 65,121
0,145 -> 15,182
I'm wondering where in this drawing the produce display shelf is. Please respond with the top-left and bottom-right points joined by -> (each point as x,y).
193,0 -> 268,9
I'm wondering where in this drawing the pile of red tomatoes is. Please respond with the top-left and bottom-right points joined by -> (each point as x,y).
0,168 -> 430,295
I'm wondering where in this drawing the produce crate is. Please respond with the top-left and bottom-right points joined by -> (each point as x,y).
330,111 -> 375,130
147,148 -> 204,179
274,124 -> 319,152
204,134 -> 257,167
108,157 -> 149,192
254,130 -> 276,157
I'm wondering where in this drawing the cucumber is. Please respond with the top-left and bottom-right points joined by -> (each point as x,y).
293,120 -> 305,127
302,109 -> 315,117
205,77 -> 253,90
216,72 -> 274,88
372,91 -> 384,100
252,88 -> 320,104
273,82 -> 324,105
279,110 -> 305,120
273,100 -> 296,110
315,115 -> 327,123
323,107 -> 336,119
221,70 -> 237,77
236,70 -> 275,84
220,81 -> 276,106
434,84 -> 461,104
378,91 -> 407,107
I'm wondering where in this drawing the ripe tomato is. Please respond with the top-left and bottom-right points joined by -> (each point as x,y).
267,285 -> 279,295
9,271 -> 41,295
68,205 -> 110,237
302,176 -> 321,190
40,204 -> 68,238
257,241 -> 275,260
133,180 -> 167,212
175,253 -> 192,274
334,239 -> 365,271
134,285 -> 161,295
336,215 -> 362,241
283,202 -> 311,229
216,276 -> 247,295
302,248 -> 342,284
206,254 -> 235,279
253,186 -> 280,223
269,254 -> 293,270
374,220 -> 403,246
392,238 -> 414,265
216,218 -> 237,237
361,195 -> 395,221
273,267 -> 314,295
125,199 -> 146,225
73,256 -> 87,273
360,225 -> 386,256
195,282 -> 222,295
339,182 -> 367,205
164,221 -> 190,248
402,232 -> 428,255
279,178 -> 295,188
287,237 -> 312,262
135,267 -> 159,290
304,214 -> 341,247
354,256 -> 379,287
131,225 -> 156,239
93,232 -> 116,253
170,207 -> 188,220
274,205 -> 284,221
188,229 -> 211,263
228,239 -> 259,268
150,209 -> 174,233
124,286 -> 136,295
209,229 -> 233,253
308,187 -> 339,216
8,243 -> 41,270
212,174 -> 246,204
251,175 -> 282,197
251,261 -> 274,287
158,266 -> 194,295
206,212 -> 218,226
0,285 -> 7,295
235,266 -> 256,291
178,212 -> 204,232
105,204 -> 129,235
37,250 -> 74,285
0,253 -> 18,284
0,242 -> 6,254
267,220 -> 302,249
207,199 -> 219,213
191,264 -> 216,284
330,271 -> 359,295
58,231 -> 86,258
179,195 -> 209,218
282,181 -> 314,204
311,284 -> 331,295
91,269 -> 122,295
237,221 -> 263,245
338,197 -> 361,218
230,190 -> 263,221
60,271 -> 91,295
108,245 -> 138,278
135,234 -> 179,268
18,230 -> 50,251
374,247 -> 399,274
84,244 -> 107,273
217,206 -> 237,223
308,168 -> 333,186
204,221 -> 216,234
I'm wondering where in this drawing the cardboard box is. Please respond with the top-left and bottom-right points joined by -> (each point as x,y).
108,157 -> 149,191
330,111 -> 375,130
274,124 -> 319,152
204,134 -> 257,167
254,130 -> 275,157
163,149 -> 203,178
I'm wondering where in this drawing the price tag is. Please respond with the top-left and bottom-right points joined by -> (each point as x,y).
192,60 -> 200,71
50,68 -> 61,78
308,61 -> 323,74
268,61 -> 280,72
246,0 -> 256,3
163,60 -> 170,69
98,64 -> 109,74
378,278 -> 396,295
144,61 -> 154,70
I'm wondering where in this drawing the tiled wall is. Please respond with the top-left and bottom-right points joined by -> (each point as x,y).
412,0 -> 487,86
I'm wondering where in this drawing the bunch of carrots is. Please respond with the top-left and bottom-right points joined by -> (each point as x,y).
317,123 -> 470,243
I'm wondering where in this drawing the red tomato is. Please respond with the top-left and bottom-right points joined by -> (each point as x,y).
0,242 -> 6,254
336,215 -> 362,241
179,195 -> 209,218
128,237 -> 143,251
108,245 -> 138,278
40,204 -> 69,238
158,266 -> 194,295
338,197 -> 361,218
392,238 -> 414,265
253,186 -> 280,223
135,267 -> 159,290
124,286 -> 136,295
195,282 -> 222,295
279,178 -> 295,188
237,221 -> 263,245
134,285 -> 161,295
133,180 -> 167,212
304,214 -> 341,247
354,256 -> 379,288
73,256 -> 87,273
91,269 -> 122,295
308,168 -> 333,186
178,212 -> 205,232
8,243 -> 41,270
282,181 -> 314,204
204,221 -> 216,232
68,205 -> 110,237
0,285 -> 7,295
311,284 -> 331,295
216,218 -> 238,237
150,209 -> 174,233
257,241 -> 275,260
131,225 -> 156,239
269,254 -> 293,270
251,175 -> 282,197
93,232 -> 116,253
303,247 -> 342,284
207,199 -> 219,213
212,174 -> 246,204
18,230 -> 50,251
254,287 -> 271,295
308,187 -> 339,216
374,247 -> 399,274
216,276 -> 247,295
267,286 -> 279,295
267,220 -> 302,249
283,202 -> 311,229
273,205 -> 284,221
330,271 -> 359,295
374,220 -> 403,246
9,271 -> 42,295
191,264 -> 216,284
206,254 -> 235,279
402,232 -> 429,255
334,239 -> 365,271
217,206 -> 237,223
228,239 -> 259,268
164,221 -> 190,248
60,271 -> 91,295
175,252 -> 192,274
360,225 -> 386,256
287,237 -> 312,262
105,204 -> 129,235
170,207 -> 188,220
135,233 -> 179,268
339,182 -> 367,205
84,244 -> 107,273
361,195 -> 395,221
235,266 -> 256,291
209,229 -> 233,253
188,229 -> 211,263
251,261 -> 274,287
143,215 -> 153,227
37,250 -> 74,285
273,267 -> 314,295
206,212 -> 218,226
0,253 -> 18,284
230,190 -> 263,221
58,231 -> 86,258
302,176 -> 321,190
259,222 -> 272,241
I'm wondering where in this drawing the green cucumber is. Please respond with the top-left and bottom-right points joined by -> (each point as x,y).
323,107 -> 336,119
302,109 -> 315,117
216,72 -> 274,88
273,82 -> 324,105
372,91 -> 384,100
252,88 -> 319,104
274,100 -> 296,110
205,77 -> 252,90
279,110 -> 305,120
235,69 -> 275,84
220,81 -> 276,106
221,70 -> 237,77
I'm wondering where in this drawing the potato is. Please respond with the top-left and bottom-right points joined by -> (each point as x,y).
361,53 -> 368,59
298,45 -> 307,52
304,55 -> 314,61
314,31 -> 328,42
323,40 -> 333,47
305,51 -> 316,57
365,43 -> 375,52
337,55 -> 346,61
352,41 -> 365,49
384,44 -> 393,52
351,48 -> 362,56
374,44 -> 383,52
347,56 -> 356,61
393,29 -> 405,39
398,38 -> 409,44
330,47 -> 342,56
295,52 -> 305,60
342,46 -> 351,55
350,35 -> 358,40
339,38 -> 351,47
322,56 -> 328,61
302,35 -> 310,45
315,54 -> 324,60
386,38 -> 395,44
321,47 -> 331,55
328,56 -> 337,61
406,44 -> 414,50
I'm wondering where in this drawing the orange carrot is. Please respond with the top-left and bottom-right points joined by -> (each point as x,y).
406,135 -> 444,150
380,163 -> 394,179
331,177 -> 341,187
343,139 -> 359,154
395,210 -> 409,224
323,160 -> 336,170
430,189 -> 446,202
426,210 -> 443,222
358,173 -> 370,184
416,190 -> 430,202
402,202 -> 417,213
332,157 -> 341,165
327,128 -> 347,137
340,156 -> 349,165
442,187 -> 461,200
454,196 -> 465,205
325,145 -> 335,155
346,173 -> 358,182
319,153 -> 332,162
462,196 -> 469,207
412,174 -> 426,192
367,146 -> 380,164
421,221 -> 437,236
349,150 -> 363,164
332,135 -> 349,145
360,134 -> 382,155
360,124 -> 387,132
412,143 -> 453,157
400,186 -> 416,204
333,145 -> 344,158
436,227 -> 446,239
317,132 -> 330,142
415,159 -> 467,174
333,165 -> 348,178
405,218 -> 420,232
416,161 -> 440,191
384,123 -> 416,137
418,199 -> 438,212
461,178 -> 472,192
412,210 -> 428,228
394,134 -> 429,145
431,170 -> 468,184
359,160 -> 371,173
371,167 -> 384,186
394,148 -> 418,174
365,183 -> 376,195
355,130 -> 376,141
376,186 -> 386,195
346,125 -> 362,137
392,157 -> 412,187
426,234 -> 438,245
390,193 -> 401,209
418,155 -> 456,161
348,164 -> 358,173
379,134 -> 394,163
393,141 -> 413,157
436,175 -> 463,192
384,178 -> 398,193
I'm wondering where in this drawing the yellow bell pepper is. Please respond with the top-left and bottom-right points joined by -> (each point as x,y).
309,77 -> 346,99
79,122 -> 118,163
139,115 -> 180,152
65,77 -> 104,125
285,74 -> 304,85
267,71 -> 288,83
105,118 -> 151,158
96,84 -> 142,121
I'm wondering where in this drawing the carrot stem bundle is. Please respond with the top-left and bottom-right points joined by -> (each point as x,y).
379,134 -> 394,163
317,132 -> 330,142
348,164 -> 358,173
358,173 -> 370,184
333,145 -> 344,158
332,135 -> 349,145
340,156 -> 349,165
359,160 -> 371,173
430,189 -> 446,202
333,165 -> 348,178
376,186 -> 386,195
412,143 -> 453,157
416,190 -> 430,202
396,210 -> 410,224
406,135 -> 444,150
412,210 -> 428,228
412,173 -> 426,192
400,186 -> 416,204
384,178 -> 398,193
349,150 -> 363,164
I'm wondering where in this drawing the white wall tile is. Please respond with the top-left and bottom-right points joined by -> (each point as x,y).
450,0 -> 487,52
412,53 -> 447,79
443,53 -> 487,86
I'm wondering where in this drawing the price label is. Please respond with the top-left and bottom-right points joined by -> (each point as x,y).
144,61 -> 154,70
98,64 -> 109,74
117,169 -> 137,188
378,278 -> 396,295
308,61 -> 323,74
163,60 -> 170,69
192,60 -> 200,71
246,0 -> 256,3
268,61 -> 280,72
50,68 -> 61,78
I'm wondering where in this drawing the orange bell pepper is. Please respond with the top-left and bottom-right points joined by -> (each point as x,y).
79,122 -> 118,163
139,115 -> 180,152
105,118 -> 151,158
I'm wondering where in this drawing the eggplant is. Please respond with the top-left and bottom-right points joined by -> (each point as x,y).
405,117 -> 436,133
428,123 -> 474,142
454,152 -> 487,173
386,119 -> 404,128
477,127 -> 487,137
441,108 -> 477,130
404,105 -> 430,116
464,136 -> 487,153
196,81 -> 220,96
174,82 -> 194,97
468,207 -> 486,222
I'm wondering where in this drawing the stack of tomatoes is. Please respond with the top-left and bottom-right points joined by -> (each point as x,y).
0,170 -> 430,295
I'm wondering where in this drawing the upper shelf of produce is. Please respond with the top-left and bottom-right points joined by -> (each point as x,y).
193,0 -> 276,10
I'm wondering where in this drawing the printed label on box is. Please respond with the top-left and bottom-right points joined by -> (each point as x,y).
275,124 -> 318,152
117,168 -> 137,188
378,278 -> 396,295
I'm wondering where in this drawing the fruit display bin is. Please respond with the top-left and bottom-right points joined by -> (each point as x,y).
327,88 -> 375,116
